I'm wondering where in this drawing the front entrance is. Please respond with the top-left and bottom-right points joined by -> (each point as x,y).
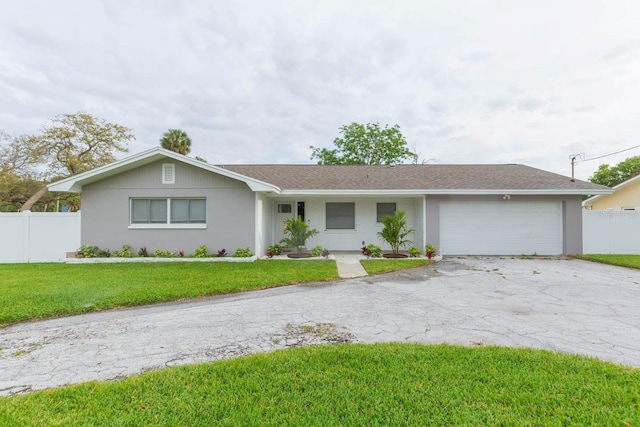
274,201 -> 305,245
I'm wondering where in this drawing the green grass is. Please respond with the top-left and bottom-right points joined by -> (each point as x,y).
580,254 -> 640,270
361,259 -> 431,274
0,261 -> 338,326
1,344 -> 638,426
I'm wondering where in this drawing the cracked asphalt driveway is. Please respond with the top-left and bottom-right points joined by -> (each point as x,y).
1,257 -> 640,395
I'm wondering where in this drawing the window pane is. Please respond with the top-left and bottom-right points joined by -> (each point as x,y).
150,199 -> 167,223
326,202 -> 355,229
278,204 -> 292,213
377,203 -> 396,222
171,199 -> 189,223
189,199 -> 206,223
131,199 -> 149,223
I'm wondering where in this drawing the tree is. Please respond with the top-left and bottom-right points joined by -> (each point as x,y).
160,129 -> 192,155
589,156 -> 640,187
20,112 -> 133,210
310,122 -> 417,165
377,210 -> 414,256
280,216 -> 319,255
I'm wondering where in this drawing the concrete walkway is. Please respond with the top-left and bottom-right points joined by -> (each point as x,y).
1,257 -> 640,395
334,252 -> 368,278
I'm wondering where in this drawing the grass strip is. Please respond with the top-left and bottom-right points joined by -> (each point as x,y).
0,260 -> 338,326
360,259 -> 431,274
579,254 -> 640,270
0,343 -> 638,426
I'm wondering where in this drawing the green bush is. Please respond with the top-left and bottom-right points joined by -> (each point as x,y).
366,243 -> 382,258
409,246 -> 422,258
152,249 -> 174,258
113,244 -> 133,258
310,246 -> 324,257
193,245 -> 209,258
267,244 -> 283,256
233,247 -> 253,257
78,245 -> 112,258
76,245 -> 103,258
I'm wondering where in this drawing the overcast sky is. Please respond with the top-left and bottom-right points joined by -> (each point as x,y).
2,0 -> 639,181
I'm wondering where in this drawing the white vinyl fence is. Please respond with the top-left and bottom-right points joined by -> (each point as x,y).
583,210 -> 640,254
0,211 -> 81,263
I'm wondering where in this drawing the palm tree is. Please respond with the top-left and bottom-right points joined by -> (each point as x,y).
160,129 -> 192,155
377,210 -> 414,256
280,216 -> 318,255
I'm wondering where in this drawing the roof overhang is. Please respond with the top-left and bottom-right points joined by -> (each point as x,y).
47,147 -> 281,193
276,188 -> 614,196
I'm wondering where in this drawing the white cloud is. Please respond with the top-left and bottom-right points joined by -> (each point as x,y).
1,0 -> 639,180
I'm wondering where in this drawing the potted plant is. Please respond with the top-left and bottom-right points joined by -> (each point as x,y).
280,216 -> 319,258
377,210 -> 413,258
425,244 -> 437,259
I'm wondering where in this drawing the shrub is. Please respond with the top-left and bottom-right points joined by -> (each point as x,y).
233,247 -> 253,257
364,243 -> 382,258
217,249 -> 227,257
113,244 -> 133,258
409,246 -> 422,258
310,246 -> 324,257
138,246 -> 149,257
152,249 -> 174,258
193,245 -> 209,258
76,245 -> 101,258
267,244 -> 283,256
425,244 -> 437,259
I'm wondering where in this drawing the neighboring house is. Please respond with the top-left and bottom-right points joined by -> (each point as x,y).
48,148 -> 611,256
583,174 -> 640,210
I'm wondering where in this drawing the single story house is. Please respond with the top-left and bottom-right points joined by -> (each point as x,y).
48,147 -> 611,256
583,174 -> 640,210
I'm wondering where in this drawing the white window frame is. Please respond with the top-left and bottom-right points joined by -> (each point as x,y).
162,163 -> 175,184
128,198 -> 206,229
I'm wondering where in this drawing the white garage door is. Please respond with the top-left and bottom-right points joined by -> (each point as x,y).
440,201 -> 563,255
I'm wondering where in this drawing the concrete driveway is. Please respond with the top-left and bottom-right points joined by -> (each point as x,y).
1,257 -> 639,395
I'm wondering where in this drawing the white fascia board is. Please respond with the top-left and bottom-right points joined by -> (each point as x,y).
278,188 -> 614,196
48,147 -> 281,193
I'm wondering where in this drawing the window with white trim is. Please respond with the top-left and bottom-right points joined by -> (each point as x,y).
326,202 -> 355,229
376,202 -> 396,222
162,163 -> 175,184
131,198 -> 206,225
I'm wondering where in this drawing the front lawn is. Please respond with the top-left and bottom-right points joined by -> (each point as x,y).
0,261 -> 338,326
579,254 -> 640,270
361,259 -> 431,274
1,344 -> 638,425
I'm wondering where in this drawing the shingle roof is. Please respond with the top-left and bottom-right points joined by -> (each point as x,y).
221,163 -> 609,192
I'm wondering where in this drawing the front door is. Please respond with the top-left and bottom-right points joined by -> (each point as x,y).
274,202 -> 295,245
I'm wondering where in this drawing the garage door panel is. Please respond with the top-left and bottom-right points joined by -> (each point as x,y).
440,201 -> 562,255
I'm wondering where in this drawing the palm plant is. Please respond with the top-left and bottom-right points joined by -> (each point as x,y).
377,210 -> 414,256
160,129 -> 192,155
280,216 -> 318,254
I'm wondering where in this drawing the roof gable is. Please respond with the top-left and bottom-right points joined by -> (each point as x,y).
583,174 -> 640,206
47,148 -> 279,193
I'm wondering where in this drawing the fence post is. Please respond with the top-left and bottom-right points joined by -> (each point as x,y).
21,210 -> 31,262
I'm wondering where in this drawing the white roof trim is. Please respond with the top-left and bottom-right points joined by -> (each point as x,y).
47,147 -> 281,193
279,188 -> 613,196
583,174 -> 639,206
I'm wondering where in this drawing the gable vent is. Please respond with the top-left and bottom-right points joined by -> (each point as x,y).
162,163 -> 175,184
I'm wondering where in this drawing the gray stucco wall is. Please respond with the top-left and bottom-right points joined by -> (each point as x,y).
81,160 -> 256,255
425,194 -> 584,255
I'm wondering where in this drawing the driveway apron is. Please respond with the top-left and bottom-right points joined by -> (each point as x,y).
1,257 -> 639,395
